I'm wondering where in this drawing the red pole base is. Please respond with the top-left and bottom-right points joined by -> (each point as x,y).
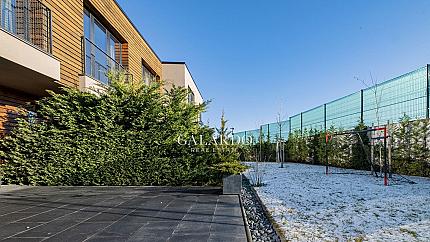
384,174 -> 388,186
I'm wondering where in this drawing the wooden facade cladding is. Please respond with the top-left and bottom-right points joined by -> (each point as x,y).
0,88 -> 36,133
41,0 -> 83,88
41,0 -> 162,88
0,0 -> 161,133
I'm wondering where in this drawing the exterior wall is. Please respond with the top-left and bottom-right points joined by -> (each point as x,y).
184,66 -> 203,105
42,0 -> 162,88
42,0 -> 84,88
162,63 -> 203,105
78,75 -> 107,95
163,64 -> 185,91
0,0 -> 162,132
0,29 -> 60,84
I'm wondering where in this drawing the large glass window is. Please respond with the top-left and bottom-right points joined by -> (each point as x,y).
188,87 -> 195,104
84,9 -> 122,85
142,63 -> 155,85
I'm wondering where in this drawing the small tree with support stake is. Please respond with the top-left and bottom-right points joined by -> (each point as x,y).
275,101 -> 288,168
325,126 -> 390,186
275,119 -> 286,168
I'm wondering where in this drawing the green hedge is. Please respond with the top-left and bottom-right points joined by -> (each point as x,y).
238,119 -> 430,177
0,74 -> 242,185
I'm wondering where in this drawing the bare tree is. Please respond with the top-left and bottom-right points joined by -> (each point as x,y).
251,119 -> 264,186
355,72 -> 384,127
355,72 -> 385,176
276,100 -> 288,168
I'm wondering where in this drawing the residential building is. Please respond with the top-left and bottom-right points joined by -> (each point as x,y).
0,0 -> 162,133
162,61 -> 203,105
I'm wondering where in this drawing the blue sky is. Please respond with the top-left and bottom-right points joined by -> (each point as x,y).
116,0 -> 430,131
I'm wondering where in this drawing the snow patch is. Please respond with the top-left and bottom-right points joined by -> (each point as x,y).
245,162 -> 430,242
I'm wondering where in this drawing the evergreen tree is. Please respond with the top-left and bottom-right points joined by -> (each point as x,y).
351,121 -> 370,170
215,110 -> 232,144
307,128 -> 322,164
392,114 -> 412,173
0,73 -> 246,185
287,131 -> 300,162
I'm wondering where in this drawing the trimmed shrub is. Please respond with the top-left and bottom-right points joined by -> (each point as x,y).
0,74 -> 242,185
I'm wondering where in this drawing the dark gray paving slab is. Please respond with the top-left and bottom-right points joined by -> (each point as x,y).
168,233 -> 210,242
0,222 -> 44,238
3,238 -> 45,242
0,186 -> 247,242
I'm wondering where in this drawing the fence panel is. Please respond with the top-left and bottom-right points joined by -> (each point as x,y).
266,122 -> 288,142
362,67 -> 427,126
326,91 -> 361,130
238,65 -> 429,141
290,114 -> 301,133
302,105 -> 325,132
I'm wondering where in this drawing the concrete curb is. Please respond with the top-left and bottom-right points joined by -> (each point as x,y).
0,185 -> 32,193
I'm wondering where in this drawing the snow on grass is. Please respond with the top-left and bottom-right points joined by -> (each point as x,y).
245,162 -> 430,242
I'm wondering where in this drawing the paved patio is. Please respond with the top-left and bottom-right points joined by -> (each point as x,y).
0,186 -> 247,242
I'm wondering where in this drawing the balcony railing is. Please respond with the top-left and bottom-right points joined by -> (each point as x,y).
0,0 -> 52,53
81,36 -> 132,85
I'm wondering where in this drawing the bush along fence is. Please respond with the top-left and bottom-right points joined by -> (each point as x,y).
0,73 -> 246,186
238,117 -> 430,178
235,65 -> 430,177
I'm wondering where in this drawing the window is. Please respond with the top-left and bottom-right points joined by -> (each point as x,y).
188,87 -> 195,104
142,62 -> 155,85
84,9 -> 122,85
1,0 -> 16,32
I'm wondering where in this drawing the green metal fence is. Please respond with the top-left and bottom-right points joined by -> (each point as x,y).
234,65 -> 429,142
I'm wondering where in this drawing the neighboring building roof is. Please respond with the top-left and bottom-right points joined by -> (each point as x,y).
162,61 -> 186,65
162,61 -> 204,101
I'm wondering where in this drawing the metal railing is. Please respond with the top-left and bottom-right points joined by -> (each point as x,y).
0,0 -> 52,53
81,36 -> 132,85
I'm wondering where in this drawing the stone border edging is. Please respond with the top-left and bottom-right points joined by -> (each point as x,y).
239,194 -> 253,242
244,175 -> 287,242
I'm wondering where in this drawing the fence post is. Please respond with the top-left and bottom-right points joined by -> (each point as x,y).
324,104 -> 327,131
361,89 -> 364,124
289,116 -> 291,134
426,64 -> 429,149
300,112 -> 303,134
427,64 -> 429,119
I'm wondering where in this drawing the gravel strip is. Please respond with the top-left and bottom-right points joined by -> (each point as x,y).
241,176 -> 283,242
